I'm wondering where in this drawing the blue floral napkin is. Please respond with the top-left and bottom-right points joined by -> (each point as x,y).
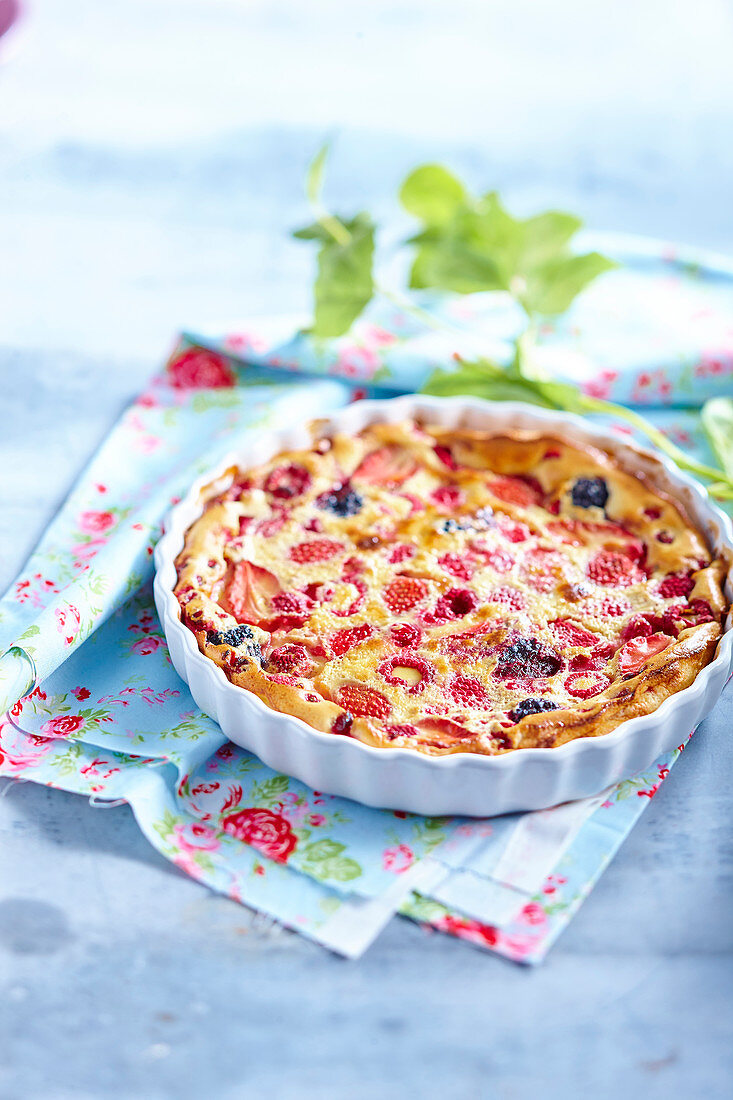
1,234 -> 730,961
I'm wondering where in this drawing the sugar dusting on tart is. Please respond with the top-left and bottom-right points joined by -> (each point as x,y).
174,419 -> 728,755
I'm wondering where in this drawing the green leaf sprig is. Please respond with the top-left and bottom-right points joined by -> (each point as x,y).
293,146 -> 733,502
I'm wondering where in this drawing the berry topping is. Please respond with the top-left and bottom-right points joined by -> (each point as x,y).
563,670 -> 610,698
337,685 -> 392,719
571,477 -> 609,509
447,674 -> 490,706
438,551 -> 477,581
268,644 -> 311,675
658,572 -> 695,599
269,590 -> 314,630
550,619 -> 599,648
496,515 -> 531,543
620,612 -> 679,643
679,599 -> 716,626
330,623 -> 374,657
384,576 -> 429,614
509,697 -> 560,722
521,547 -> 564,592
494,638 -> 563,679
353,445 -> 417,485
388,544 -> 415,564
263,464 -> 311,500
289,539 -> 344,563
390,622 -> 422,647
431,485 -> 466,511
587,549 -> 642,588
222,560 -> 281,624
441,506 -> 494,535
489,476 -> 543,507
378,653 -> 434,694
331,712 -> 354,736
585,595 -> 632,618
656,531 -> 675,544
384,724 -> 419,740
470,543 -> 515,573
434,444 -> 458,469
432,587 -> 479,621
315,482 -> 364,517
618,633 -> 673,676
208,625 -> 254,648
487,586 -> 526,610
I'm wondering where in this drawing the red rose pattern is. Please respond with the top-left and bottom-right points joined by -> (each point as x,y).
221,807 -> 298,863
39,715 -> 84,738
168,348 -> 236,390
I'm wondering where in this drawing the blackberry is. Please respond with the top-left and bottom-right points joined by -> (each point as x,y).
571,477 -> 609,510
509,697 -> 559,723
207,625 -> 264,667
316,482 -> 363,517
494,637 -> 563,679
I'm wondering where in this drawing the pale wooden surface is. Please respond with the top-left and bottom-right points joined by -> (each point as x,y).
0,3 -> 732,1097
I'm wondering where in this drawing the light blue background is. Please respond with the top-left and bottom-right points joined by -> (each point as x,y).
0,3 -> 731,1098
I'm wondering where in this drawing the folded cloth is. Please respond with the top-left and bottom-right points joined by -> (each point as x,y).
1,234 -> 730,960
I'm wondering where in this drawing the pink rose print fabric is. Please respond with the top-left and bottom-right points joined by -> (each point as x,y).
0,235 -> 730,959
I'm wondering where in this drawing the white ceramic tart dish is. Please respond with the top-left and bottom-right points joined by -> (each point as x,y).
154,396 -> 733,816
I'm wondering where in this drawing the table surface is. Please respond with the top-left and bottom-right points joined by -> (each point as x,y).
1,3 -> 732,1098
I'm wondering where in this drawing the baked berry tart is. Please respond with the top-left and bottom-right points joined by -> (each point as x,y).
171,413 -> 729,759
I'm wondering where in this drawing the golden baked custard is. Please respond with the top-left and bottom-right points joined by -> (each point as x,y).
174,419 -> 728,755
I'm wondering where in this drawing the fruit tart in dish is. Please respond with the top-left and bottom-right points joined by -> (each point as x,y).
171,415 -> 729,758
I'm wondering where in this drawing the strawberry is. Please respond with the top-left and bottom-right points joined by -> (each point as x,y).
433,445 -> 458,470
221,560 -> 281,625
353,445 -> 417,486
563,670 -> 611,698
263,463 -> 311,500
618,633 -> 673,676
438,551 -> 476,581
337,684 -> 392,719
550,619 -> 598,648
658,572 -> 695,599
383,576 -> 429,614
289,539 -> 344,564
489,476 -> 543,508
330,622 -> 374,657
384,723 -> 419,740
586,550 -> 642,588
417,716 -> 474,740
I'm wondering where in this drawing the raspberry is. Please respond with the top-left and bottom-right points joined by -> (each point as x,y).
658,572 -> 695,599
268,591 -> 314,630
268,644 -> 310,675
470,543 -> 515,573
330,623 -> 373,657
618,633 -> 673,677
550,619 -> 598,648
521,547 -> 563,593
389,622 -> 422,647
571,477 -> 609,509
494,638 -> 563,679
586,550 -> 641,588
438,551 -> 476,581
388,544 -> 415,564
509,697 -> 559,722
489,476 -> 543,507
383,576 -> 429,614
496,515 -> 531,543
644,507 -> 662,520
679,598 -> 716,626
257,508 -> 288,536
431,485 -> 465,511
337,685 -> 391,719
620,613 -> 678,643
315,482 -> 363,517
303,517 -> 323,533
586,595 -> 632,618
289,539 -> 344,564
331,713 -> 354,736
432,587 -> 478,621
378,653 -> 434,694
353,446 -> 417,485
564,670 -> 610,698
341,556 -> 365,578
331,577 -> 367,619
263,464 -> 311,500
384,724 -> 419,740
487,586 -> 526,611
447,674 -> 490,707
